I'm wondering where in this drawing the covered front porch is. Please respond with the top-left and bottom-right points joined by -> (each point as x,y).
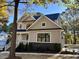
16,32 -> 29,45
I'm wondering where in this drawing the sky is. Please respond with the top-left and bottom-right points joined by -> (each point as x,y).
8,3 -> 67,25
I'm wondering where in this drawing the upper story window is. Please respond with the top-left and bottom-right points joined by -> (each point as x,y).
42,23 -> 45,26
26,24 -> 31,29
19,24 -> 22,29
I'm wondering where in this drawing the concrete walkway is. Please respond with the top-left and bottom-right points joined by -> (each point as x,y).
0,51 -> 79,59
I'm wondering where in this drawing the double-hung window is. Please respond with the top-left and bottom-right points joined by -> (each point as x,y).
37,33 -> 50,42
22,34 -> 28,40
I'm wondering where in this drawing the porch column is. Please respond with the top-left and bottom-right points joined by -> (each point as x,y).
16,34 -> 22,47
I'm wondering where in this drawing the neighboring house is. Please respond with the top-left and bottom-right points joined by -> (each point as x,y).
16,13 -> 64,48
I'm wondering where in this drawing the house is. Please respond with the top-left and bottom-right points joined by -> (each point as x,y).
16,13 -> 64,48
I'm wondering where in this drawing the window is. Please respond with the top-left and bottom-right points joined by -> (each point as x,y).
42,23 -> 45,26
61,32 -> 64,39
37,33 -> 50,42
19,24 -> 22,29
26,24 -> 31,28
22,34 -> 28,40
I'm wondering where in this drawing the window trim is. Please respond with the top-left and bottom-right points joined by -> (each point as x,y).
21,34 -> 29,41
41,22 -> 46,27
42,23 -> 45,26
19,24 -> 22,29
36,32 -> 51,43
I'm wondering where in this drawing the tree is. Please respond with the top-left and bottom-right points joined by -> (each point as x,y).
6,0 -> 20,59
0,0 -> 8,34
71,19 -> 79,44
59,0 -> 79,44
59,9 -> 79,44
0,0 -> 8,22
64,32 -> 73,44
7,23 -> 13,33
2,22 -> 7,32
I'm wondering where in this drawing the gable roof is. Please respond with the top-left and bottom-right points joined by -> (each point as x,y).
33,13 -> 60,20
18,15 -> 36,22
27,15 -> 61,30
18,13 -> 28,22
18,13 -> 60,22
33,16 -> 40,20
45,13 -> 60,21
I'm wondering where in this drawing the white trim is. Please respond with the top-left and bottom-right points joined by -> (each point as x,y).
30,15 -> 36,20
27,15 -> 43,30
17,32 -> 29,34
41,22 -> 46,28
60,31 -> 64,48
21,16 -> 29,21
44,16 -> 62,28
17,14 -> 28,22
36,32 -> 51,43
21,15 -> 36,21
18,23 -> 22,29
18,14 -> 36,22
27,15 -> 61,30
19,33 -> 29,44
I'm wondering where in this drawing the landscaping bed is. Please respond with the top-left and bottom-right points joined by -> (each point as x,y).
16,42 -> 61,53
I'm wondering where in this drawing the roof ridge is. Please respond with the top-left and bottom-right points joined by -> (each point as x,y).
33,13 -> 60,20
45,13 -> 60,15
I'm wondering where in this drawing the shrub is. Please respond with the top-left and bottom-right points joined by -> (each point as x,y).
16,42 -> 61,53
16,43 -> 25,52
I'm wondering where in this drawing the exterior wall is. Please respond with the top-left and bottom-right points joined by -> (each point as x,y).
16,34 -> 22,45
17,21 -> 35,29
16,32 -> 29,45
17,30 -> 62,44
29,16 -> 60,29
17,15 -> 35,30
22,16 -> 35,21
16,30 -> 63,48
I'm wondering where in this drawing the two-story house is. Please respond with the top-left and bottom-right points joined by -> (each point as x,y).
16,13 -> 64,48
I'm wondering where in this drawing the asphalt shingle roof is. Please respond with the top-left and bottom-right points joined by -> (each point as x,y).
33,13 -> 60,20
